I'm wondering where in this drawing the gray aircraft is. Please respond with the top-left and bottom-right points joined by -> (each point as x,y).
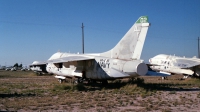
45,16 -> 150,84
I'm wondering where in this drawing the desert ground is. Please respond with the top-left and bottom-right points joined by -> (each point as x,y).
0,70 -> 200,112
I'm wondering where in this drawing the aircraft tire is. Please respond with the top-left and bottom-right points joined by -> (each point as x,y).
59,79 -> 63,83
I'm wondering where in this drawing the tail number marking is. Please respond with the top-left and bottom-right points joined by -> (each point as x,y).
99,59 -> 110,68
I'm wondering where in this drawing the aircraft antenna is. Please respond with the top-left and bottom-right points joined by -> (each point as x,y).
81,23 -> 84,54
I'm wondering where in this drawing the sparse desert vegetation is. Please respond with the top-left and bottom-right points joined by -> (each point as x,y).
0,70 -> 200,111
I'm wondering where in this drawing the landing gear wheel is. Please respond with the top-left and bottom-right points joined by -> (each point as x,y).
181,74 -> 188,80
183,76 -> 188,79
78,77 -> 84,83
74,80 -> 78,84
161,77 -> 167,80
58,79 -> 63,83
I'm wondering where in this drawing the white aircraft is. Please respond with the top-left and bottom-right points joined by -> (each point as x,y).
149,54 -> 200,78
46,16 -> 150,83
29,61 -> 47,74
5,66 -> 13,71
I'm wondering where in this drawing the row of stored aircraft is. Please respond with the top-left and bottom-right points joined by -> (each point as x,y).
0,66 -> 29,71
30,16 -> 200,84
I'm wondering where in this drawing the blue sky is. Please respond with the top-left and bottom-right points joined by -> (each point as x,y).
0,0 -> 200,66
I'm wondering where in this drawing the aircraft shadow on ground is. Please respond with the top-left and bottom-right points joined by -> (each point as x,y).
136,78 -> 200,92
137,83 -> 200,92
0,93 -> 36,98
81,78 -> 200,92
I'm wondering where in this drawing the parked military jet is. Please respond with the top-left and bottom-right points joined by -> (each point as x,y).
29,61 -> 47,74
46,16 -> 150,83
5,66 -> 13,71
149,54 -> 200,78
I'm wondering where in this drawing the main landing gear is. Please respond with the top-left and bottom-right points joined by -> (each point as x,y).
183,75 -> 188,79
57,77 -> 108,86
87,79 -> 108,86
73,77 -> 85,84
58,79 -> 65,83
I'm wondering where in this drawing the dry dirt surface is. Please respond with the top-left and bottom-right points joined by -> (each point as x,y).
0,70 -> 200,112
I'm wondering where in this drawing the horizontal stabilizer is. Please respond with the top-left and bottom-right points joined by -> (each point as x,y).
30,61 -> 46,66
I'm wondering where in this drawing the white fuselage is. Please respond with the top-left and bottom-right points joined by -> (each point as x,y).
30,66 -> 43,72
46,61 -> 82,78
46,52 -> 148,80
149,54 -> 200,76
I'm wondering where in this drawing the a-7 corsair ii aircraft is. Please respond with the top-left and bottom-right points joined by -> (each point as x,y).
47,16 -> 150,84
30,61 -> 47,74
149,54 -> 200,78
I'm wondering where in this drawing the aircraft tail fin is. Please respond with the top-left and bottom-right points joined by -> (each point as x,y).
100,16 -> 150,60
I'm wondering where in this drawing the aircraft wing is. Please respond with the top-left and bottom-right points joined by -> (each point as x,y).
175,58 -> 200,68
47,55 -> 95,63
30,61 -> 46,66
